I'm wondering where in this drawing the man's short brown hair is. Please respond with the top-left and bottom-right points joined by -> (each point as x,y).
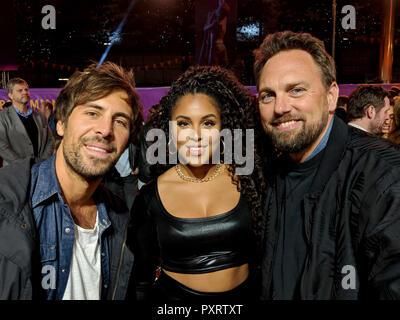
54,62 -> 143,148
337,95 -> 349,108
253,31 -> 336,90
347,85 -> 389,122
6,78 -> 28,94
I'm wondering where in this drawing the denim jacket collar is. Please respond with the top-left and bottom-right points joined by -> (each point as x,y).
31,154 -> 61,209
31,154 -> 111,228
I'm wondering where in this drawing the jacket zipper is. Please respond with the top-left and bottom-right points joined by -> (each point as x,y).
299,197 -> 315,299
268,217 -> 281,298
266,179 -> 283,299
111,217 -> 130,300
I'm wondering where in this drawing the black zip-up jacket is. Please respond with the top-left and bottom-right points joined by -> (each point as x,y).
0,158 -> 135,300
261,117 -> 400,299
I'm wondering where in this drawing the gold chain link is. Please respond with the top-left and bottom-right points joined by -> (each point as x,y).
175,163 -> 223,183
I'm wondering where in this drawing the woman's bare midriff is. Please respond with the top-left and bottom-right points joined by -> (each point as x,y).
163,263 -> 249,292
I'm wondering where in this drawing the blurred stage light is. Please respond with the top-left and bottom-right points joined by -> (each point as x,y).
97,0 -> 138,67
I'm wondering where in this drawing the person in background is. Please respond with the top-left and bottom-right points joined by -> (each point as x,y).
381,97 -> 395,140
347,85 -> 390,135
39,100 -> 56,135
387,96 -> 400,144
334,95 -> 348,123
0,78 -> 54,167
389,86 -> 400,99
135,104 -> 161,188
104,140 -> 140,211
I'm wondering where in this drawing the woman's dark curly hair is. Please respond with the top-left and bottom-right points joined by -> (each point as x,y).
149,65 -> 266,238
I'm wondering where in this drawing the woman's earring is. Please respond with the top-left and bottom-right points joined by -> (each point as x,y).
220,139 -> 225,155
168,139 -> 177,155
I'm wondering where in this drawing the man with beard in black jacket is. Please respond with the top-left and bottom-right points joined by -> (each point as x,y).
0,62 -> 143,300
254,31 -> 400,299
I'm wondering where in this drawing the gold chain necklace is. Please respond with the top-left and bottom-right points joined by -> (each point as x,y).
175,163 -> 223,183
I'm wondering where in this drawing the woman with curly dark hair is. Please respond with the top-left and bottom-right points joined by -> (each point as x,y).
131,65 -> 265,301
388,96 -> 400,144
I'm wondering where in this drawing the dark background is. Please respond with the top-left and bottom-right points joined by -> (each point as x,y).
1,0 -> 399,87
0,1 -> 17,70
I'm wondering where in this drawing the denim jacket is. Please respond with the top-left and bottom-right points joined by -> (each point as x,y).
29,155 -> 133,300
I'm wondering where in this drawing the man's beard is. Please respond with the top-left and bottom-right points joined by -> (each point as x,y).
370,118 -> 385,135
264,111 -> 329,154
63,136 -> 118,181
15,96 -> 30,106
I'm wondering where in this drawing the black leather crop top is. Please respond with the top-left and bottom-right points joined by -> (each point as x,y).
131,179 -> 254,287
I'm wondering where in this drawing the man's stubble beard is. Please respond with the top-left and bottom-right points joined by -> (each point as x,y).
19,95 -> 30,105
263,109 -> 329,154
371,118 -> 385,136
62,137 -> 119,181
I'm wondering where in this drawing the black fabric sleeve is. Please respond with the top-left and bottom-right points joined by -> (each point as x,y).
137,123 -> 152,183
129,188 -> 160,300
361,176 -> 400,299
